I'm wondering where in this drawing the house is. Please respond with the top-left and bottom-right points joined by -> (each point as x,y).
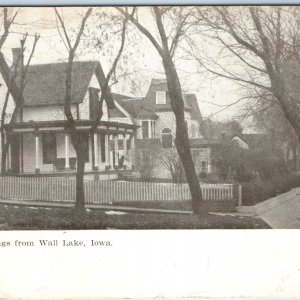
231,133 -> 266,150
111,79 -> 219,178
0,49 -> 138,179
0,49 -> 218,180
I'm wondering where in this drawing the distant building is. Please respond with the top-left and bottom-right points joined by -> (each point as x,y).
231,133 -> 266,150
114,79 -> 219,178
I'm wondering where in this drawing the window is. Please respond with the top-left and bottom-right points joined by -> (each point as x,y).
151,121 -> 156,138
162,128 -> 173,148
126,139 -> 131,150
191,123 -> 197,138
142,121 -> 149,138
156,91 -> 166,104
201,161 -> 207,173
42,133 -> 57,164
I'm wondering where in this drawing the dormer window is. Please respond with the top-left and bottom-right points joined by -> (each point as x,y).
156,91 -> 166,104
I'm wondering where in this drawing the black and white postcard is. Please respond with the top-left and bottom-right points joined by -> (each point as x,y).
0,4 -> 299,299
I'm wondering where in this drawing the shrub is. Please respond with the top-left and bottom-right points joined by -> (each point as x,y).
241,174 -> 300,206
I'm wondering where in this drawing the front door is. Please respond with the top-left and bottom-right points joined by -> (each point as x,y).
11,135 -> 20,173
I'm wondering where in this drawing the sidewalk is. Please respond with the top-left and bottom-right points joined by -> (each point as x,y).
236,187 -> 300,228
0,199 -> 192,215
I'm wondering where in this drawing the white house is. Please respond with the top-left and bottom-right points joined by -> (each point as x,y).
1,51 -> 138,178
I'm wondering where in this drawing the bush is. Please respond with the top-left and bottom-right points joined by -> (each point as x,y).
241,174 -> 300,206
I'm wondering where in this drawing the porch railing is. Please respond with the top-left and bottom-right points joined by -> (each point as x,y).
0,176 -> 235,204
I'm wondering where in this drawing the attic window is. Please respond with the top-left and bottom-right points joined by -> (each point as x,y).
156,91 -> 166,105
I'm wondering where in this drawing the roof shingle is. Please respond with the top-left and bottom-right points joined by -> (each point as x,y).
20,60 -> 114,108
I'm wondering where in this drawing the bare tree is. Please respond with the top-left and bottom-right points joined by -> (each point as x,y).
117,7 -> 204,214
55,8 -> 128,213
193,7 -> 300,149
0,8 -> 39,173
161,149 -> 186,183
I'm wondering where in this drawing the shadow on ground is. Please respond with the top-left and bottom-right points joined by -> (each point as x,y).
0,204 -> 270,230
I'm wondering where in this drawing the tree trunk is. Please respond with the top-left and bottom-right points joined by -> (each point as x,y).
162,56 -> 204,214
75,147 -> 85,214
0,128 -> 7,174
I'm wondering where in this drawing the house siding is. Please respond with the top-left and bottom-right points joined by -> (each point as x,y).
22,105 -> 78,122
78,93 -> 89,120
154,111 -> 196,139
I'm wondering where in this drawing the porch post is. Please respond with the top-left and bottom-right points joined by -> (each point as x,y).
8,141 -> 11,171
105,134 -> 110,167
35,133 -> 40,174
65,133 -> 70,169
148,120 -> 152,138
130,133 -> 135,169
98,133 -> 102,168
114,133 -> 119,169
94,132 -> 99,170
130,134 -> 135,151
123,133 -> 127,156
207,148 -> 211,173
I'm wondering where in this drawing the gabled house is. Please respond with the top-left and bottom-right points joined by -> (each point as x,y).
1,51 -> 138,178
111,79 -> 219,178
231,133 -> 265,150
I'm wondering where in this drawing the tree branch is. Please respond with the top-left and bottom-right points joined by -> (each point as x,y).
54,8 -> 72,51
215,7 -> 265,59
116,7 -> 164,57
0,8 -> 18,50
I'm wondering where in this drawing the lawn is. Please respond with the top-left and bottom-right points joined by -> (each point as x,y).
0,204 -> 270,229
114,200 -> 237,212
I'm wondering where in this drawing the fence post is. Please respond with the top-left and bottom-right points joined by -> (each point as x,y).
238,184 -> 242,206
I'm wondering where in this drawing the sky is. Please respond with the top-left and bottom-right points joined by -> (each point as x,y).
1,7 -> 251,125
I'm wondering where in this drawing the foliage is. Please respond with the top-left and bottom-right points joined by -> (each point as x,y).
251,95 -> 300,171
241,173 -> 300,206
161,148 -> 186,183
203,119 -> 243,140
213,139 -> 288,182
134,149 -> 157,179
194,7 -> 300,161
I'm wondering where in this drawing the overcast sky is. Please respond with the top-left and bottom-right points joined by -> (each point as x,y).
1,7 -> 251,125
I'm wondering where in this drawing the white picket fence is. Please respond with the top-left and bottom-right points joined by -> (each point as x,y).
0,176 -> 235,204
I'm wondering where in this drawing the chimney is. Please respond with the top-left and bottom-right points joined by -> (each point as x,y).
11,47 -> 23,70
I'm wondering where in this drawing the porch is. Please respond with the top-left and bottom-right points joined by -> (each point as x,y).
4,120 -> 138,176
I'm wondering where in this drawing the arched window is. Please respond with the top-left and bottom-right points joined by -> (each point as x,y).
162,128 -> 172,148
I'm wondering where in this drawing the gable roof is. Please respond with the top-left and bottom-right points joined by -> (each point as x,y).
117,98 -> 158,120
185,94 -> 203,122
231,133 -> 266,148
144,78 -> 193,112
20,60 -> 114,109
112,78 -> 202,121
